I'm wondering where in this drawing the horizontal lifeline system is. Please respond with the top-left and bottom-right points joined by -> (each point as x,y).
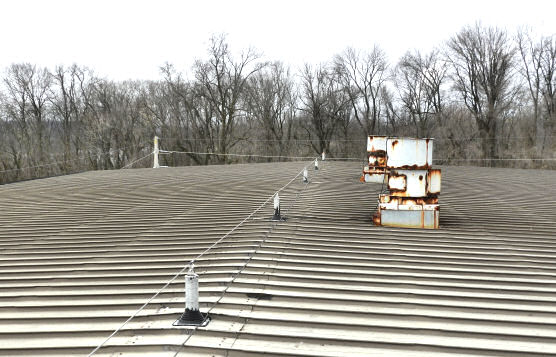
124,136 -> 556,169
2,135 -> 556,175
154,139 -> 357,162
87,152 -> 321,356
171,165 -> 318,356
0,142 -> 149,174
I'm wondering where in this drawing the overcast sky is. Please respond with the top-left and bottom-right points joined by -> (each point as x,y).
1,0 -> 555,81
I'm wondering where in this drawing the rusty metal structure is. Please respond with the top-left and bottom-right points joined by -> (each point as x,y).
362,135 -> 388,183
363,136 -> 441,229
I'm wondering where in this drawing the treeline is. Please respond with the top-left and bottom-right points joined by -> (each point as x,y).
1,23 -> 555,184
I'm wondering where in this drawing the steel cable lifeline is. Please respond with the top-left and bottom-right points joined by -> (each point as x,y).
159,149 -> 556,163
171,156 -> 322,356
0,142 -> 150,174
0,156 -> 85,174
4,152 -> 553,175
121,152 -> 154,169
3,134 -> 555,175
160,149 -> 364,161
160,150 -> 317,160
87,157 -> 318,356
0,142 -> 147,163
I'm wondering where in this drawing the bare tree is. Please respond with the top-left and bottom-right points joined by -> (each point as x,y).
3,31 -> 556,184
157,64 -> 203,165
193,34 -> 266,163
0,86 -> 27,181
380,87 -> 399,134
24,65 -> 51,164
446,24 -> 516,166
3,64 -> 52,175
395,49 -> 447,137
49,64 -> 91,172
299,63 -> 349,155
3,65 -> 31,175
517,28 -> 545,154
334,46 -> 388,135
539,36 -> 556,154
245,62 -> 296,159
333,86 -> 353,157
80,78 -> 149,169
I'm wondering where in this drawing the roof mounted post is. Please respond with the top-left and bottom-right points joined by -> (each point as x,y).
174,265 -> 209,327
153,136 -> 160,169
272,193 -> 281,221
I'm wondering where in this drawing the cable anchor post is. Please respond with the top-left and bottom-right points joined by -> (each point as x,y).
153,136 -> 160,169
174,264 -> 210,327
272,193 -> 282,221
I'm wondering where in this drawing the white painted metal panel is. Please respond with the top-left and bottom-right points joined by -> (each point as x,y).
367,136 -> 388,152
364,173 -> 386,183
388,170 -> 428,197
379,202 -> 398,210
388,174 -> 407,191
428,169 -> 441,194
380,209 -> 439,229
386,138 -> 433,168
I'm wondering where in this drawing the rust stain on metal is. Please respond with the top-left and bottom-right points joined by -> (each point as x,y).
386,164 -> 431,170
364,136 -> 390,183
379,195 -> 438,205
372,211 -> 381,225
366,136 -> 441,229
368,154 -> 387,167
368,149 -> 387,157
363,167 -> 387,174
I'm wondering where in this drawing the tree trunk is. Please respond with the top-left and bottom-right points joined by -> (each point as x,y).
488,119 -> 498,167
534,104 -> 543,156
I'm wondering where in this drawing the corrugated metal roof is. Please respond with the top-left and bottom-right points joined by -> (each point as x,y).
1,161 -> 555,356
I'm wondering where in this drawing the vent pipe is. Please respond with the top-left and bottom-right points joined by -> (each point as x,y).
314,158 -> 319,170
322,151 -> 326,161
303,168 -> 308,183
174,265 -> 209,326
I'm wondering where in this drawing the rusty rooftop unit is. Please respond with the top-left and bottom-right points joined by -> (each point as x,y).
364,136 -> 441,229
1,162 -> 556,356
